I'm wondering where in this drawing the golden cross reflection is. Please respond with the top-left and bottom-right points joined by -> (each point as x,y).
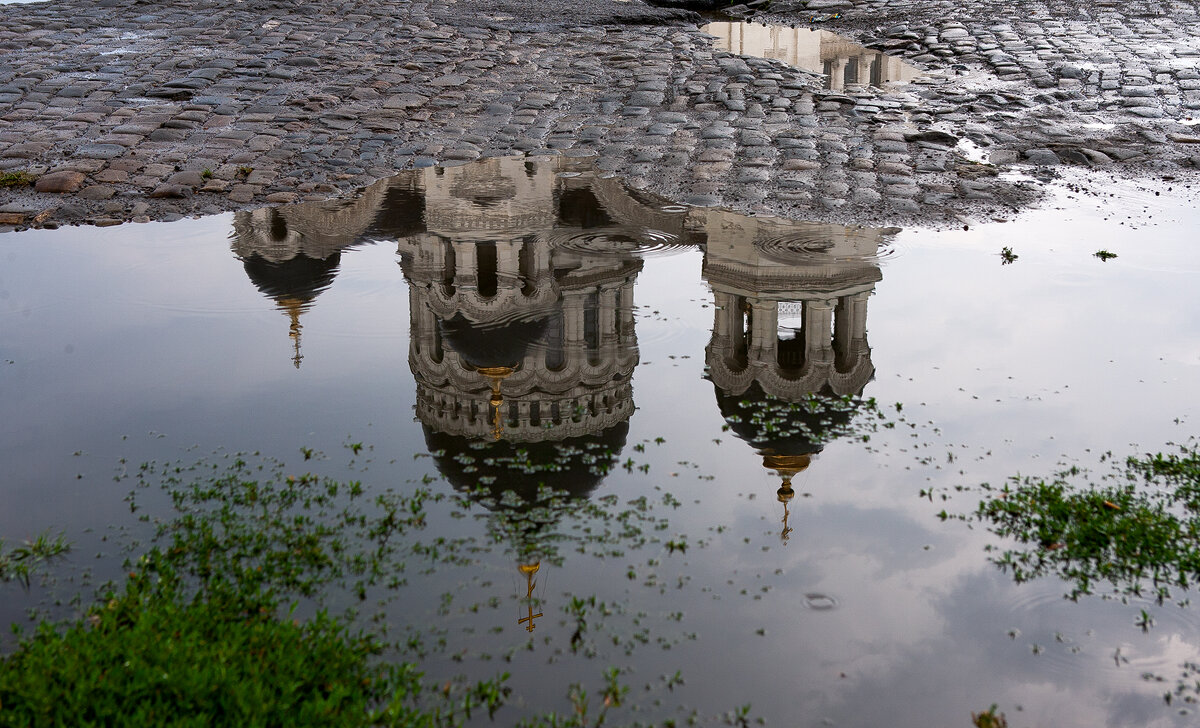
780,499 -> 793,545
476,366 -> 516,441
280,297 -> 305,369
518,562 -> 542,633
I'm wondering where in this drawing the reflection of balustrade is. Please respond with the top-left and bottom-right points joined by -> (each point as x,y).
702,22 -> 919,89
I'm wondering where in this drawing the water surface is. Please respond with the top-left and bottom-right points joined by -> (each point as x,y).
2,158 -> 1199,726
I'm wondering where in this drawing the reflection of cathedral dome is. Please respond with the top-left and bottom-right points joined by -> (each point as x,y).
241,252 -> 341,303
714,381 -> 855,458
437,314 -> 552,371
423,421 -> 629,503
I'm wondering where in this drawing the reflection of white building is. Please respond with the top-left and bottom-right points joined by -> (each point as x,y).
232,176 -> 425,367
702,22 -> 920,90
399,157 -> 703,444
700,212 -> 891,536
702,212 -> 884,400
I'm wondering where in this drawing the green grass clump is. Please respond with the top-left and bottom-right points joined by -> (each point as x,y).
973,439 -> 1200,602
0,171 -> 37,188
0,578 -> 418,727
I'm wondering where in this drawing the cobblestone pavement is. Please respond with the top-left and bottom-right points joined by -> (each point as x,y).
0,0 -> 1197,230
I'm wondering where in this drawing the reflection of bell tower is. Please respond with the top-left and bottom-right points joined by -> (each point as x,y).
231,176 -> 423,367
701,212 -> 892,541
397,157 -> 670,449
396,157 -> 704,633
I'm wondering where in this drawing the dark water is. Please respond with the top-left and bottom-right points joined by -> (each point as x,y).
3,157 -> 1200,726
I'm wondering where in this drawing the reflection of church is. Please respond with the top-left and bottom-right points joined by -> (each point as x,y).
230,178 -> 425,367
700,212 -> 889,541
234,154 -> 892,572
393,157 -> 706,632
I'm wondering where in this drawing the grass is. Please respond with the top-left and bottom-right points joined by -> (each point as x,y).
999,246 -> 1018,264
972,438 -> 1200,602
0,449 -> 736,727
1094,249 -> 1118,261
0,459 -> 511,727
1,582 -> 421,727
0,532 -> 70,588
0,171 -> 37,188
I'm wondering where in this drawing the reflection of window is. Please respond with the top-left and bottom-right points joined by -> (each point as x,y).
777,335 -> 807,369
545,313 -> 565,371
476,242 -> 498,298
441,238 -> 456,295
519,235 -> 536,295
584,291 -> 601,367
844,57 -> 858,85
731,296 -> 751,370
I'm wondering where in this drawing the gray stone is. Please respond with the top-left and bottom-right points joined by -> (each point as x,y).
75,143 -> 126,159
1023,148 -> 1061,165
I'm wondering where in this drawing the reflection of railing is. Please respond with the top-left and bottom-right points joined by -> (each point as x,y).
701,22 -> 918,89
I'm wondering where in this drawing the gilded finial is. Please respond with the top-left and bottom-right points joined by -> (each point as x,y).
476,366 -> 516,441
278,297 -> 307,369
517,561 -> 542,632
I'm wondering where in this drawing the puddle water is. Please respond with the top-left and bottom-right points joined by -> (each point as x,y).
3,157 -> 1200,727
702,21 -> 921,89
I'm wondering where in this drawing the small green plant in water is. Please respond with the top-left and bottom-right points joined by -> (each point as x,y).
972,705 -> 1008,728
1094,249 -> 1118,261
971,438 -> 1200,604
1000,247 -> 1018,264
0,531 -> 70,588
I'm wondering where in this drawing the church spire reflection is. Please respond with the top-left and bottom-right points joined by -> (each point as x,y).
231,177 -> 424,367
396,156 -> 703,632
700,212 -> 894,541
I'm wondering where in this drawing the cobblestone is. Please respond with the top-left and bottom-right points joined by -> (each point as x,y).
0,0 -> 1197,230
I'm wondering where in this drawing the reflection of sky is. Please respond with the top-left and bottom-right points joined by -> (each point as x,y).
2,175 -> 1200,726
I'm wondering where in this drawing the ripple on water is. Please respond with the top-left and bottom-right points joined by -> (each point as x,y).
993,578 -> 1200,686
549,227 -> 697,258
804,593 -> 839,611
754,226 -> 904,266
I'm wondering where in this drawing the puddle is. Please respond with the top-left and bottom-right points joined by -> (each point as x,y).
3,157 -> 1200,727
702,21 -> 921,89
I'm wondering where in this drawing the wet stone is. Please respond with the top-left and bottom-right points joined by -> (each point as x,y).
75,143 -> 126,160
77,185 -> 115,200
33,170 -> 86,193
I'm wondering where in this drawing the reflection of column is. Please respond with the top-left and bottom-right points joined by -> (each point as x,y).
856,55 -> 872,86
452,241 -> 478,288
804,299 -> 835,367
750,300 -> 778,361
829,57 -> 848,91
